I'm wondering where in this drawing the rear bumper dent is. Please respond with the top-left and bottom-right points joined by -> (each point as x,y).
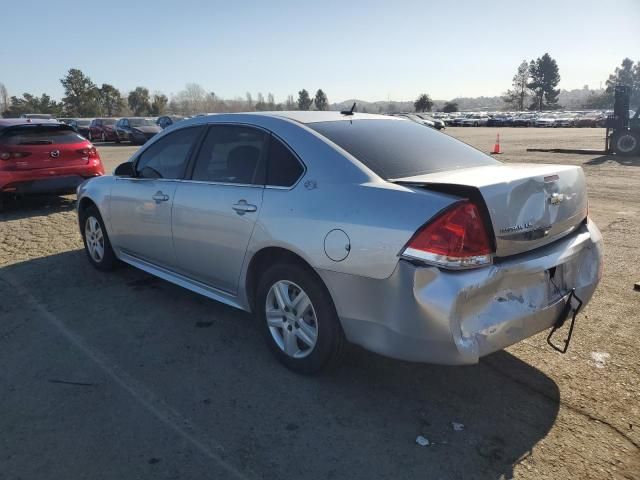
319,219 -> 603,365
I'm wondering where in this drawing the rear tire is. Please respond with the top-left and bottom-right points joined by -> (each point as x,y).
80,206 -> 118,271
256,263 -> 345,374
612,131 -> 640,157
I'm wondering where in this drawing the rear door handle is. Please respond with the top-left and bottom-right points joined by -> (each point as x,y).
152,191 -> 170,203
232,200 -> 257,215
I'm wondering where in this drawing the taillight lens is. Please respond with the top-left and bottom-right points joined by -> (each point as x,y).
0,151 -> 32,160
76,146 -> 98,158
402,200 -> 494,269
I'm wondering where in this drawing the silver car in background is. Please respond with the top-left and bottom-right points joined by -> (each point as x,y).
77,112 -> 603,373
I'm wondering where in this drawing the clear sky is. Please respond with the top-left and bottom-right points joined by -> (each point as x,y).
1,0 -> 638,103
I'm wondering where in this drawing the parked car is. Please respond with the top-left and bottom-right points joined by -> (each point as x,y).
554,114 -> 576,128
512,114 -> 537,127
461,114 -> 489,127
114,117 -> 161,145
73,119 -> 92,138
574,114 -> 601,128
157,115 -> 186,129
535,115 -> 558,127
0,119 -> 104,209
88,118 -> 119,142
450,115 -> 470,126
487,115 -> 514,127
76,112 -> 603,373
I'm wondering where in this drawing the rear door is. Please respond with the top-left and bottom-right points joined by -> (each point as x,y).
109,125 -> 205,268
172,125 -> 268,293
0,124 -> 90,170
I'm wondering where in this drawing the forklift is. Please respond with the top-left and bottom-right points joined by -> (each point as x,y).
606,85 -> 640,156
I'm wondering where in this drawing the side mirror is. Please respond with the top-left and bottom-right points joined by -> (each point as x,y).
114,161 -> 135,177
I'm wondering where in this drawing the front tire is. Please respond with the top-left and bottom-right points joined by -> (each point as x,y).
612,131 -> 640,157
80,206 -> 118,271
256,263 -> 345,374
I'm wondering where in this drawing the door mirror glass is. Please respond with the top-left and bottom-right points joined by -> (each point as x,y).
114,161 -> 135,177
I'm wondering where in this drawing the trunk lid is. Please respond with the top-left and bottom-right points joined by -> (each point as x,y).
394,164 -> 588,257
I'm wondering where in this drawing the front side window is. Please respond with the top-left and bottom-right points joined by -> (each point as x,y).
267,136 -> 304,187
191,125 -> 267,185
135,126 -> 203,179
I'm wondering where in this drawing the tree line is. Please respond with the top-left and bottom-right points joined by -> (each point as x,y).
410,54 -> 639,114
502,54 -> 640,111
0,68 -> 331,118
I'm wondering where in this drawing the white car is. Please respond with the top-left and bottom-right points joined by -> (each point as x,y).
461,115 -> 489,127
535,115 -> 557,127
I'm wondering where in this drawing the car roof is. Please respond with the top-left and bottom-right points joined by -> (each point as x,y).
249,111 -> 396,124
0,118 -> 60,128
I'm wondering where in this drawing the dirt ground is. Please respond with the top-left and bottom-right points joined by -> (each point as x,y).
0,127 -> 638,480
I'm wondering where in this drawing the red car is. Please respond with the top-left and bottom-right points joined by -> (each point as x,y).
0,119 -> 104,208
88,118 -> 119,142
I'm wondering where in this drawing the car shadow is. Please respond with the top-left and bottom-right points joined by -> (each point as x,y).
0,194 -> 76,220
584,154 -> 640,166
0,250 -> 561,480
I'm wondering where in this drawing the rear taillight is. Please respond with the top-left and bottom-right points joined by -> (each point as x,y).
76,146 -> 98,158
401,200 -> 494,269
0,151 -> 32,160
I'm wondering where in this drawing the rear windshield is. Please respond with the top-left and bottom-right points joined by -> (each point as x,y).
76,120 -> 91,126
102,119 -> 116,125
0,125 -> 85,145
308,119 -> 499,179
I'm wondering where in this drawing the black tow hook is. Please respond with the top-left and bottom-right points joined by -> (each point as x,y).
547,289 -> 583,354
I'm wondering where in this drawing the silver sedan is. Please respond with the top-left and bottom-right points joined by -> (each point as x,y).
77,112 -> 603,373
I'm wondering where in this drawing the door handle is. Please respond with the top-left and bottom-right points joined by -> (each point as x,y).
232,200 -> 257,215
152,191 -> 170,203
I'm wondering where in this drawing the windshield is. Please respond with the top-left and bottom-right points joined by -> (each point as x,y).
129,118 -> 156,127
76,120 -> 91,126
102,119 -> 116,125
308,119 -> 499,180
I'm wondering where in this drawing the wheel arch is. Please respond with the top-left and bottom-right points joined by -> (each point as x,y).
244,246 -> 321,313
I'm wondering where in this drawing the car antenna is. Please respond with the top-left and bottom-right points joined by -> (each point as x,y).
340,102 -> 356,116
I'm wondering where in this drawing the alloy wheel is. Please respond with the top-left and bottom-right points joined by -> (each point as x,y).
85,216 -> 105,263
265,280 -> 318,358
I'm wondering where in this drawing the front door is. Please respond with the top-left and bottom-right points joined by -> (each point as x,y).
172,125 -> 268,294
109,125 -> 205,268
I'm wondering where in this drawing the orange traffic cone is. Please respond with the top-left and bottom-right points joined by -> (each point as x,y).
491,133 -> 502,154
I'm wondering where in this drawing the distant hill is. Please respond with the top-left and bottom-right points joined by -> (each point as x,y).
330,88 -> 605,113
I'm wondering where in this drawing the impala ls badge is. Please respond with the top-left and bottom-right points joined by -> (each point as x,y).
549,193 -> 564,205
50,150 -> 60,158
500,222 -> 533,234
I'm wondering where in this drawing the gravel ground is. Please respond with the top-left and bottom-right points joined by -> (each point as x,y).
0,127 -> 638,480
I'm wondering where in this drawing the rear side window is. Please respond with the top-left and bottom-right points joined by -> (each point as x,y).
135,126 -> 203,179
267,136 -> 304,187
308,119 -> 500,179
191,125 -> 267,185
0,126 -> 85,145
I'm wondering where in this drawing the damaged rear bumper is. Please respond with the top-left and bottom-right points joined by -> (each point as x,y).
319,219 -> 603,365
